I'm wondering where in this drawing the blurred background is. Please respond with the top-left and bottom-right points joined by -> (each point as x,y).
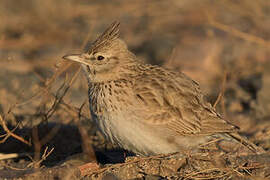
0,0 -> 270,178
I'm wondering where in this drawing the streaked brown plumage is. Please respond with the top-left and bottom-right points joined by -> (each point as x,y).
63,22 -> 264,156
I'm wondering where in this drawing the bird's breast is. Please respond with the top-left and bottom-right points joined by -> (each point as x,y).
88,82 -> 136,142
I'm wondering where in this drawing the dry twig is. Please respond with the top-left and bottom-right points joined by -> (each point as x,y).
0,114 -> 31,146
27,146 -> 54,169
32,67 -> 81,164
213,70 -> 227,117
207,13 -> 270,48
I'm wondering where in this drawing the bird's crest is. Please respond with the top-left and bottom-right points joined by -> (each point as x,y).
88,21 -> 120,53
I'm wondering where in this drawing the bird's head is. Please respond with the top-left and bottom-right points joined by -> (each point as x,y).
63,22 -> 136,83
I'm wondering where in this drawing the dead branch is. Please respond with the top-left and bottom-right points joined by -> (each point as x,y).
207,13 -> 270,48
27,146 -> 54,169
0,114 -> 31,146
213,70 -> 227,117
31,67 -> 81,165
76,101 -> 97,163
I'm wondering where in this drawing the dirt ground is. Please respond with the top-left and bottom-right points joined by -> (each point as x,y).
0,0 -> 270,179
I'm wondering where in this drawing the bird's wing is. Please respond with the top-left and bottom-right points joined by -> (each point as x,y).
132,66 -> 238,135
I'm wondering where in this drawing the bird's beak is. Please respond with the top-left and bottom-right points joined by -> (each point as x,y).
62,54 -> 89,66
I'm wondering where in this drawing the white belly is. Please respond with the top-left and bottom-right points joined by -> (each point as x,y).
93,109 -> 208,156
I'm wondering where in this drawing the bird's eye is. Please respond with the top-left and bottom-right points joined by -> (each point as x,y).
97,55 -> 105,60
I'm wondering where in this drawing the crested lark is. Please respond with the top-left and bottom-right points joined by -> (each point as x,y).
63,22 -> 264,156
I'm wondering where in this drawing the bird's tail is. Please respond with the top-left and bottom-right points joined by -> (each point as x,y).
228,132 -> 265,154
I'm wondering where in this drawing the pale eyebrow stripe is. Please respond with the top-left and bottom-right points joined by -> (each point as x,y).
110,56 -> 119,60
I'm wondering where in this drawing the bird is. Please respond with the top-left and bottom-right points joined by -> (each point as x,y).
63,21 -> 264,156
